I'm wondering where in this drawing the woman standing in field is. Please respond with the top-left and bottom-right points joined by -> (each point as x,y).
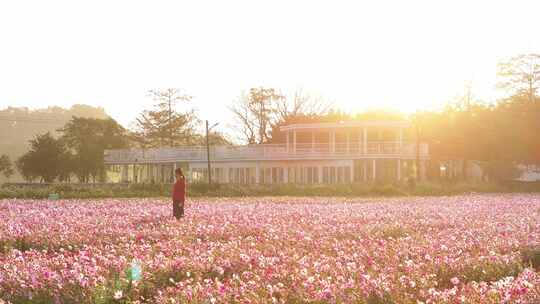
172,168 -> 186,219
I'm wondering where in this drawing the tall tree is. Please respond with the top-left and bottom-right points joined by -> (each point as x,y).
0,105 -> 109,182
133,88 -> 197,147
0,154 -> 14,180
60,117 -> 129,183
16,132 -> 71,183
230,87 -> 331,144
275,88 -> 332,122
230,92 -> 258,144
247,87 -> 284,144
497,53 -> 540,102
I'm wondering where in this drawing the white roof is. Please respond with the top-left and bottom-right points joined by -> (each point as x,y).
279,120 -> 410,131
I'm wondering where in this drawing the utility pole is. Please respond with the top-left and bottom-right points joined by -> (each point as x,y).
414,112 -> 421,182
462,81 -> 472,181
206,120 -> 219,185
168,93 -> 173,147
206,120 -> 211,184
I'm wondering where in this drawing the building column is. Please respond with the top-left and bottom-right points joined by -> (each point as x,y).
349,164 -> 354,183
397,159 -> 401,181
420,160 -> 427,181
363,161 -> 367,182
311,131 -> 315,152
318,166 -> 323,184
284,166 -> 289,183
358,130 -> 362,154
398,128 -> 404,154
224,166 -> 230,183
255,163 -> 261,184
173,162 -> 177,183
286,132 -> 290,153
372,159 -> 377,181
293,131 -> 297,154
122,164 -> 129,182
161,165 -> 165,183
363,127 -> 367,155
330,130 -> 336,153
346,132 -> 350,154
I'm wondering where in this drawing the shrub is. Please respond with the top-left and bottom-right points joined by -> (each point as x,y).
2,181 -> 540,199
521,246 -> 540,269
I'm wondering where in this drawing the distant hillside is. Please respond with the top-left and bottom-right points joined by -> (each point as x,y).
0,104 -> 110,183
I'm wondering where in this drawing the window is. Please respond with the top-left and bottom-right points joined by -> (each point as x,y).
337,167 -> 344,183
264,168 -> 271,184
330,167 -> 336,184
251,168 -> 256,184
239,168 -> 245,184
344,166 -> 351,183
305,167 -> 319,184
313,167 -> 319,184
287,167 -> 294,183
279,168 -> 284,184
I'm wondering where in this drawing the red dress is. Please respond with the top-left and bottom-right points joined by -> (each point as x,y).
172,178 -> 186,202
172,178 -> 186,218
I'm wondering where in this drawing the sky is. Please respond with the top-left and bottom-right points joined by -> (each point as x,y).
1,0 -> 539,134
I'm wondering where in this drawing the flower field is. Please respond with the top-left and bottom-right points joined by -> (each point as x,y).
1,195 -> 540,303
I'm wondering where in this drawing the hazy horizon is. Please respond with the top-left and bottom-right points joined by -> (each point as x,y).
1,0 -> 540,132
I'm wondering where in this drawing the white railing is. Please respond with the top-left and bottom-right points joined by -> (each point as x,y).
104,141 -> 428,163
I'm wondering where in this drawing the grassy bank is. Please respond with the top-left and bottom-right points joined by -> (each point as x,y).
1,181 -> 540,199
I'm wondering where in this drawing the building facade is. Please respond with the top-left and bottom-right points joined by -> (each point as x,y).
104,121 -> 429,184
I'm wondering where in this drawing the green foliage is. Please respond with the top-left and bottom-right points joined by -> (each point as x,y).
365,292 -> 395,304
521,246 -> 540,269
0,105 -> 109,183
3,181 -> 540,200
0,154 -> 14,179
15,132 -> 71,183
372,225 -> 410,240
497,53 -> 540,101
5,115 -> 128,184
435,259 -> 523,289
132,88 -> 199,148
60,117 -> 129,183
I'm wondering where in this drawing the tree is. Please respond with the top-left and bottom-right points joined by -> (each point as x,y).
0,154 -> 14,180
230,92 -> 258,144
275,88 -> 332,122
133,88 -> 197,147
247,87 -> 284,144
230,87 -> 332,144
497,53 -> 540,102
0,104 -> 109,182
16,132 -> 71,183
16,153 -> 37,182
60,117 -> 129,183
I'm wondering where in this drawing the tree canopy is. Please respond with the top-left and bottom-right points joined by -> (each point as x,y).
230,87 -> 332,144
0,155 -> 14,179
132,88 -> 198,148
59,117 -> 129,183
15,132 -> 71,183
0,105 -> 109,183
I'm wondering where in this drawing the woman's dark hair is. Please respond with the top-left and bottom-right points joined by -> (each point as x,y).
175,168 -> 184,178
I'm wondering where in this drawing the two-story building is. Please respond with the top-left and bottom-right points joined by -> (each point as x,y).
103,120 -> 429,184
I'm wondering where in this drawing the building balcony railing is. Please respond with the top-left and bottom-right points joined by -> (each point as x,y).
104,141 -> 429,164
